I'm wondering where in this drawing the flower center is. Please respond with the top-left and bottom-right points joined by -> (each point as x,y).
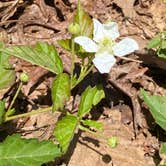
98,37 -> 115,54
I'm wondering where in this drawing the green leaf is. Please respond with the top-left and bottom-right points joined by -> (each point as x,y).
57,39 -> 72,51
0,134 -> 62,166
160,142 -> 166,154
51,73 -> 70,112
107,136 -> 118,148
140,89 -> 166,130
0,100 -> 5,124
74,0 -> 93,37
161,41 -> 166,49
78,86 -> 96,117
57,39 -> 93,59
0,52 -> 15,90
157,49 -> 166,59
79,124 -> 95,133
57,39 -> 80,52
92,85 -> 105,105
163,30 -> 166,35
78,86 -> 105,118
147,35 -> 161,49
81,119 -> 103,131
160,142 -> 166,165
54,114 -> 78,152
5,108 -> 16,117
2,42 -> 63,74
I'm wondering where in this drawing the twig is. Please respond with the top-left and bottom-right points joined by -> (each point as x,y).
117,56 -> 143,63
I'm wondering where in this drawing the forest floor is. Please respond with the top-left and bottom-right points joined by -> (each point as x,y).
0,0 -> 166,166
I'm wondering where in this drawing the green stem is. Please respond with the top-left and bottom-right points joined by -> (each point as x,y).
5,35 -> 94,122
70,38 -> 75,81
6,82 -> 23,113
6,65 -> 93,122
79,124 -> 107,143
72,65 -> 94,89
5,106 -> 52,122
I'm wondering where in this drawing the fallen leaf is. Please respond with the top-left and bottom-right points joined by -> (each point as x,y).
113,0 -> 136,18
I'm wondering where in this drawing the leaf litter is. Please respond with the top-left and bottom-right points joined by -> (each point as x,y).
0,0 -> 166,165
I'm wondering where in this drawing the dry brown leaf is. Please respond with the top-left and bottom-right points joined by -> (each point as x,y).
113,0 -> 136,18
149,0 -> 166,31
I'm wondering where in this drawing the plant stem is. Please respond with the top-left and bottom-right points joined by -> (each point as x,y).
72,65 -> 94,89
5,106 -> 53,122
79,124 -> 107,143
6,82 -> 23,113
5,38 -> 93,122
70,38 -> 75,81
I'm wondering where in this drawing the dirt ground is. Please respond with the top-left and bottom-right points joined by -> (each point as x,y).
0,0 -> 166,165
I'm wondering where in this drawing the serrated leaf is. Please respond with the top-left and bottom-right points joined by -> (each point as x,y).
160,143 -> 166,154
163,30 -> 166,35
157,49 -> 166,59
92,85 -> 105,105
57,39 -> 72,51
74,0 -> 93,37
78,86 -> 96,117
51,73 -> 70,112
0,100 -> 5,124
57,39 -> 93,59
147,35 -> 161,49
81,119 -> 103,131
54,115 -> 78,152
2,42 -> 63,74
160,142 -> 166,165
78,86 -> 105,118
57,39 -> 80,52
161,41 -> 166,49
140,89 -> 166,130
0,52 -> 15,90
0,134 -> 62,166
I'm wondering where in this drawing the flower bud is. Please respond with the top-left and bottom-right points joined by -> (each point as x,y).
68,23 -> 81,35
20,73 -> 29,83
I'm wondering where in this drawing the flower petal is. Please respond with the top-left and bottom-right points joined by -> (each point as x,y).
103,22 -> 120,40
92,52 -> 116,74
74,36 -> 98,52
93,18 -> 105,43
113,37 -> 139,57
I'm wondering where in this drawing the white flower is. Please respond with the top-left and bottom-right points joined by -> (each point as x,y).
74,18 -> 139,74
